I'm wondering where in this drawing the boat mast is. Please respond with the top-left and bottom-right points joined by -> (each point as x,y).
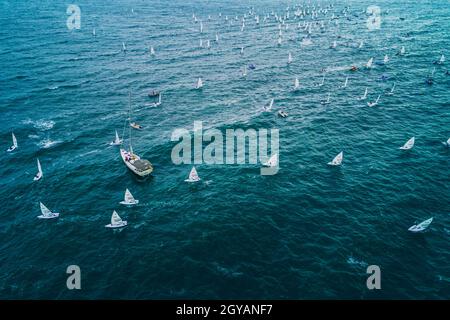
128,91 -> 133,154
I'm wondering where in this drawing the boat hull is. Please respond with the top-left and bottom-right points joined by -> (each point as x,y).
120,149 -> 153,177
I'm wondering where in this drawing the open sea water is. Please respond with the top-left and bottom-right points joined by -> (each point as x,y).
0,0 -> 449,299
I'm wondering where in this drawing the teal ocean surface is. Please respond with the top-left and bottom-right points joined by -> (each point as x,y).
0,0 -> 449,299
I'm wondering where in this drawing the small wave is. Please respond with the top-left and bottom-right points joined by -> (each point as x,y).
22,119 -> 55,131
28,134 -> 39,139
48,86 -> 59,90
38,139 -> 62,149
346,256 -> 368,268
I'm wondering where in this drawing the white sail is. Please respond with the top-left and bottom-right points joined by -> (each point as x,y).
328,151 -> 343,166
200,21 -> 203,33
196,77 -> 203,89
12,133 -> 17,148
388,83 -> 396,94
439,54 -> 445,63
264,98 -> 274,111
288,52 -> 293,64
185,166 -> 200,182
408,217 -> 433,232
115,130 -> 120,143
240,46 -> 244,55
242,66 -> 247,77
400,137 -> 415,150
40,202 -> 52,217
361,87 -> 368,99
342,77 -> 348,88
150,46 -> 155,55
263,154 -> 278,167
199,39 -> 203,47
358,41 -> 363,48
34,158 -> 43,181
446,137 -> 450,146
331,40 -> 337,48
111,210 -> 123,226
277,37 -> 282,46
368,95 -> 380,107
366,57 -> 373,68
206,40 -> 210,49
92,28 -> 96,36
294,77 -> 300,89
122,42 -> 126,51
121,188 -> 139,205
215,34 -> 219,42
400,46 -> 405,55
384,54 -> 389,63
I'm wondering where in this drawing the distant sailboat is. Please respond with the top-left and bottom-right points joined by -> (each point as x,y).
386,83 -> 396,95
6,132 -> 18,152
195,77 -> 203,89
330,40 -> 337,49
215,33 -> 219,42
150,46 -> 155,56
358,41 -> 363,49
366,57 -> 373,68
105,211 -> 127,228
400,137 -> 415,150
199,39 -> 203,47
288,52 -> 293,64
149,92 -> 162,107
367,95 -> 380,107
120,188 -> 139,205
185,166 -> 201,182
328,151 -> 343,166
277,37 -> 282,46
240,46 -> 244,55
263,98 -> 274,112
200,21 -> 203,33
122,42 -> 127,52
383,54 -> 389,64
92,28 -> 96,37
442,137 -> 450,147
321,93 -> 331,105
33,158 -> 43,181
263,154 -> 278,167
408,217 -> 433,233
206,40 -> 211,49
242,66 -> 247,77
438,54 -> 445,64
398,46 -> 405,55
38,202 -> 59,219
341,76 -> 348,88
110,130 -> 123,146
294,77 -> 300,90
358,88 -> 368,100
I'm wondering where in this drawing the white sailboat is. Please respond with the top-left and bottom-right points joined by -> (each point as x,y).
206,40 -> 210,49
386,83 -> 396,95
200,21 -> 203,33
358,88 -> 368,100
215,33 -> 219,42
442,137 -> 450,147
120,93 -> 154,177
366,57 -> 373,68
321,93 -> 331,105
105,210 -> 127,228
195,77 -> 203,89
408,217 -> 433,233
399,46 -> 405,55
185,166 -> 201,182
199,39 -> 203,47
400,137 -> 415,150
383,54 -> 389,64
33,158 -> 43,181
242,66 -> 247,77
120,188 -> 139,205
328,151 -> 343,166
438,54 -> 445,64
240,46 -> 244,55
330,40 -> 337,49
37,202 -> 59,219
263,98 -> 274,112
358,41 -> 363,49
110,130 -> 123,146
150,46 -> 155,56
122,42 -> 127,52
92,28 -> 96,36
277,37 -> 282,46
341,76 -> 348,88
6,132 -> 18,152
288,52 -> 293,64
294,77 -> 300,90
263,154 -> 278,167
367,95 -> 380,107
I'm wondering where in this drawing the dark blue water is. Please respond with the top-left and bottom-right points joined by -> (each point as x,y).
0,0 -> 449,299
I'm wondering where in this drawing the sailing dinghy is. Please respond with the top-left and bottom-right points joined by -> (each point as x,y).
358,88 -> 368,100
33,158 -> 43,181
408,217 -> 433,233
7,133 -> 18,152
294,77 -> 300,90
263,99 -> 274,112
386,83 -> 396,95
400,137 -> 415,150
185,166 -> 201,182
110,130 -> 123,146
195,77 -> 203,89
442,137 -> 450,147
383,55 -> 389,64
105,211 -> 127,228
366,57 -> 373,69
288,52 -> 293,64
120,188 -> 139,205
38,202 -> 59,219
328,151 -> 343,166
367,95 -> 380,107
